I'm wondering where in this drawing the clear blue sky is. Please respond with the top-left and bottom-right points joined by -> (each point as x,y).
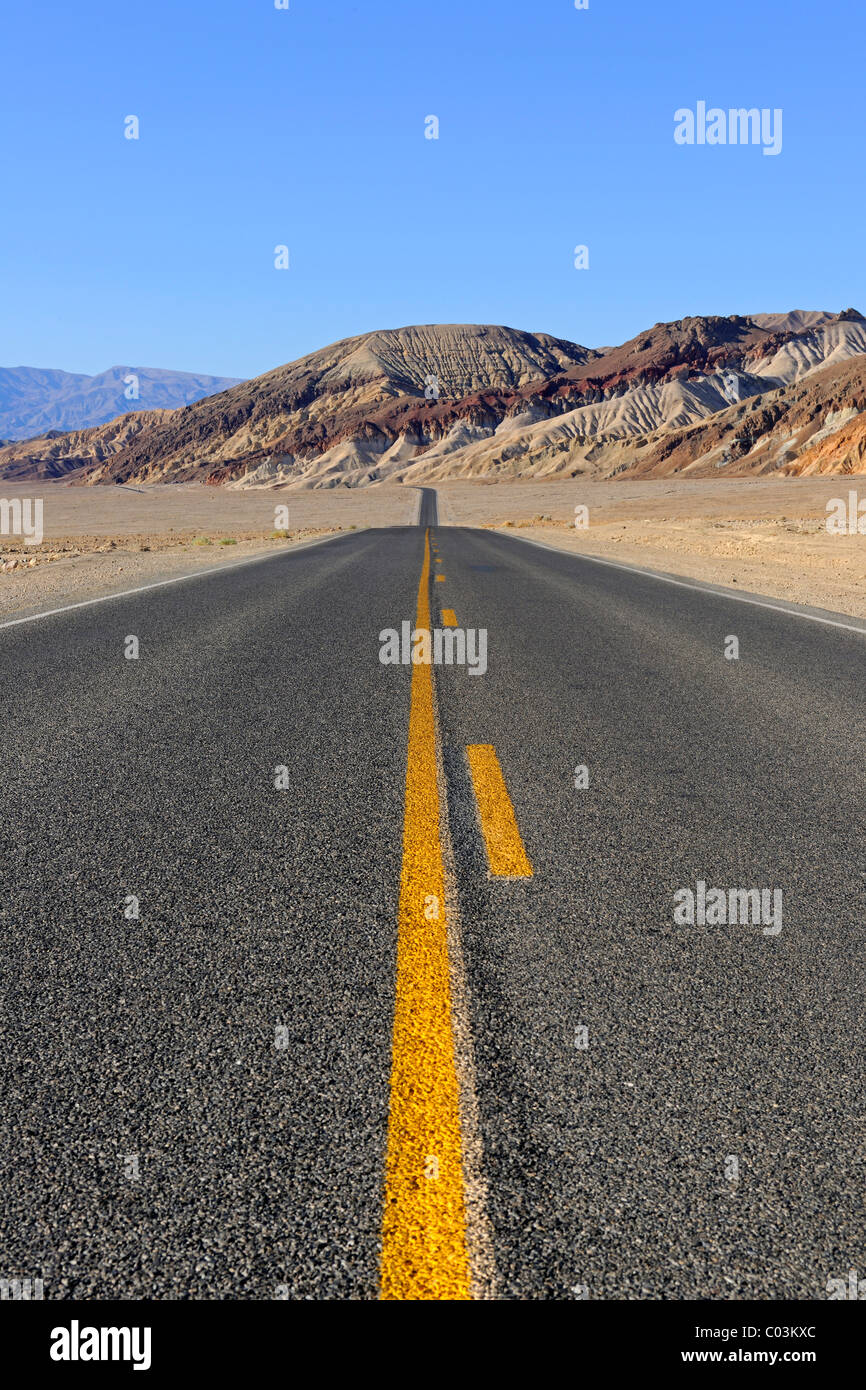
1,0 -> 861,379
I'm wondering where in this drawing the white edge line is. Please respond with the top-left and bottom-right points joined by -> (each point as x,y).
0,531 -> 347,634
508,533 -> 866,637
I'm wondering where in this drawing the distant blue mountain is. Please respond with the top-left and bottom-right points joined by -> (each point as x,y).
0,364 -> 243,440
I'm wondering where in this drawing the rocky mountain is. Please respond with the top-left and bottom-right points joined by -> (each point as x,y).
2,313 -> 865,486
0,410 -> 175,481
0,364 -> 241,440
594,353 -> 866,479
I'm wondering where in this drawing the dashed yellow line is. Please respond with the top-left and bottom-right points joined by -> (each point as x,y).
441,609 -> 457,627
435,574 -> 446,582
380,529 -> 470,1301
466,745 -> 533,878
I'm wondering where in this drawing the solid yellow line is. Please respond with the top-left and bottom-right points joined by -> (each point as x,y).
441,609 -> 457,627
380,529 -> 471,1301
466,745 -> 533,878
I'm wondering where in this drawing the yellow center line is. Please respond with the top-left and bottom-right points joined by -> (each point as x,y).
466,745 -> 533,878
435,574 -> 446,582
441,609 -> 458,627
380,529 -> 471,1301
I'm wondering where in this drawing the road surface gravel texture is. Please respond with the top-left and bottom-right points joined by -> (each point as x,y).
0,488 -> 863,1299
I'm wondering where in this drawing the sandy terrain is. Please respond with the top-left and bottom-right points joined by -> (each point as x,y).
0,482 -> 416,620
0,480 -> 416,540
438,477 -> 866,619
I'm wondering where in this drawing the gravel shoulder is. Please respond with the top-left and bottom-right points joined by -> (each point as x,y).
0,531 -> 344,622
0,480 -> 418,621
436,478 -> 866,619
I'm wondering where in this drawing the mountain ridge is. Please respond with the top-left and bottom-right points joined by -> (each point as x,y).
2,312 -> 865,485
0,364 -> 242,440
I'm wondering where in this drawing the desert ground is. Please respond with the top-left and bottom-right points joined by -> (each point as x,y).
0,483 -> 416,620
440,476 -> 866,619
1,476 -> 864,621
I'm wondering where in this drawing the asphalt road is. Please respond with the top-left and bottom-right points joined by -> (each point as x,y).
0,507 -> 863,1300
416,487 -> 439,527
